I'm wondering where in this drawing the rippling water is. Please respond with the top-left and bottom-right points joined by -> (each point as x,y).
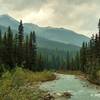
40,74 -> 100,100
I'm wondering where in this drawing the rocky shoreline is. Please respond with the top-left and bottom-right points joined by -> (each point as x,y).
41,91 -> 72,100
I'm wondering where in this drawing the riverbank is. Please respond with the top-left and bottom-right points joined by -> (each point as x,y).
40,73 -> 100,100
0,67 -> 56,100
57,70 -> 87,79
57,70 -> 100,86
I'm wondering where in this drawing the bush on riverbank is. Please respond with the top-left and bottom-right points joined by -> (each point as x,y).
89,69 -> 100,85
0,67 -> 56,100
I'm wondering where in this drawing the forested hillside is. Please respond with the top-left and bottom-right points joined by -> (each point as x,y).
79,19 -> 100,84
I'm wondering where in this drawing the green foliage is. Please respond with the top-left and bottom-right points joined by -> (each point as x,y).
0,67 -> 55,100
80,19 -> 100,84
0,20 -> 38,74
0,19 -> 81,74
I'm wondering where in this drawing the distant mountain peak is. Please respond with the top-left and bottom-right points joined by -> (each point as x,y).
0,14 -> 90,46
24,23 -> 39,27
0,14 -> 17,21
0,14 -> 19,29
0,14 -> 9,17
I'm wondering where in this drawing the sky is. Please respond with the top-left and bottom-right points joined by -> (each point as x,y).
0,0 -> 100,37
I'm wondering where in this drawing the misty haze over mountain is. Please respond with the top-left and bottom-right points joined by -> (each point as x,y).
0,14 -> 89,50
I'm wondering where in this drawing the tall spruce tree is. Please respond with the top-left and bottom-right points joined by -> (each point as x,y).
14,34 -> 18,66
0,30 -> 2,64
98,19 -> 100,65
25,35 -> 29,68
28,32 -> 37,71
66,51 -> 70,70
6,27 -> 14,69
18,20 -> 24,47
32,31 -> 37,68
37,54 -> 44,71
80,42 -> 87,72
18,20 -> 24,66
2,32 -> 7,68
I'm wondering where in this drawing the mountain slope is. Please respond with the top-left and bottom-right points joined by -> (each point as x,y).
0,14 -> 90,47
35,27 -> 89,46
37,37 -> 80,51
0,14 -> 19,29
0,25 -> 80,52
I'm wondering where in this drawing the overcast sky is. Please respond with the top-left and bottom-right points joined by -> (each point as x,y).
0,0 -> 100,37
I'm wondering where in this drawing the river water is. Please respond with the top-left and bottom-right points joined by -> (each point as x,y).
40,73 -> 100,100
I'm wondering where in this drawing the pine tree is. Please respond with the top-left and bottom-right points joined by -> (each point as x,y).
66,51 -> 70,70
75,52 -> 80,70
28,32 -> 37,71
18,20 -> 24,48
37,54 -> 44,71
0,30 -> 2,64
97,19 -> 100,65
25,35 -> 29,68
80,42 -> 87,72
13,34 -> 18,66
6,27 -> 14,69
18,20 -> 24,66
2,32 -> 7,68
32,31 -> 37,68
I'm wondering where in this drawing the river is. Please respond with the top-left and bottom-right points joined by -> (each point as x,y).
40,73 -> 100,100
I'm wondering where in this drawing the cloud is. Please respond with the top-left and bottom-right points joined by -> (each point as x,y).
0,0 -> 48,11
0,0 -> 100,37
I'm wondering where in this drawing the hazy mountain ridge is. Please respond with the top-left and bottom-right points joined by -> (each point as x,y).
0,24 -> 79,52
37,36 -> 80,51
0,14 -> 89,52
0,14 -> 89,45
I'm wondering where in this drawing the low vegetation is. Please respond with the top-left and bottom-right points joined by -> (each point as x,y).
88,70 -> 100,85
0,67 -> 56,100
57,70 -> 83,75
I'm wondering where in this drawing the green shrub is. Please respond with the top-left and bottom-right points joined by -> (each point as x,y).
0,67 -> 55,100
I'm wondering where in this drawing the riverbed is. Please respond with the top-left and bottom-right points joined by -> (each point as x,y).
40,73 -> 100,100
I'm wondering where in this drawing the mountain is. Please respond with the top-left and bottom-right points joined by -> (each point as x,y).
36,27 -> 90,46
0,14 -> 19,29
0,24 -> 80,53
37,37 -> 80,51
0,14 -> 90,47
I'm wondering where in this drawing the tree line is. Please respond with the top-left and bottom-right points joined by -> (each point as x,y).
80,19 -> 100,79
0,20 -> 38,74
0,20 -> 81,74
40,51 -> 80,71
0,21 -> 75,72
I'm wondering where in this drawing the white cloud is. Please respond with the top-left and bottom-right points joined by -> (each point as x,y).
0,0 -> 100,37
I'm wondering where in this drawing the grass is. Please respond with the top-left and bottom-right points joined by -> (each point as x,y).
0,67 -> 56,100
57,70 -> 84,75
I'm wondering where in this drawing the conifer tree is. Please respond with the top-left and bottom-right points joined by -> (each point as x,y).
32,31 -> 37,68
25,35 -> 29,68
75,52 -> 80,70
18,20 -> 24,47
18,20 -> 24,66
2,32 -> 7,68
37,54 -> 44,71
66,51 -> 70,70
0,30 -> 2,64
28,32 -> 37,71
80,42 -> 87,72
6,27 -> 14,68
